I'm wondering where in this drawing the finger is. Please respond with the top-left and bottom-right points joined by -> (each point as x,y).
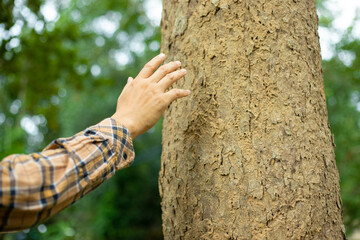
127,77 -> 133,84
137,53 -> 166,79
158,69 -> 187,91
123,77 -> 133,91
164,89 -> 191,104
150,61 -> 182,83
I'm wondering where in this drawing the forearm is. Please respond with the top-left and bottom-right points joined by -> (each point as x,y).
0,52 -> 189,232
0,118 -> 134,232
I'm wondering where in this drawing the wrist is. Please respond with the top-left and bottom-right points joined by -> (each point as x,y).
111,113 -> 138,139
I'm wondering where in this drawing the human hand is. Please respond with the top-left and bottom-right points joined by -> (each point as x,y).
111,53 -> 190,139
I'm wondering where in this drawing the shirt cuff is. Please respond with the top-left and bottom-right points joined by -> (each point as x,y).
87,118 -> 135,170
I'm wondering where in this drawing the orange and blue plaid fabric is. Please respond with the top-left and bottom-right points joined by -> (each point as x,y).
0,118 -> 134,232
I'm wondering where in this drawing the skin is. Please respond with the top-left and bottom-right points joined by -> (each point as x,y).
112,53 -> 190,139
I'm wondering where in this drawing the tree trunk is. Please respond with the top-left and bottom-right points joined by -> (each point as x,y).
159,0 -> 345,239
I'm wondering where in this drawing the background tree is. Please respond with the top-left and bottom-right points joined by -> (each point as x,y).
160,0 -> 345,239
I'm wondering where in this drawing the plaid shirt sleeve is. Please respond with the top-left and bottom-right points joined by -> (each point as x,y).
0,118 -> 135,232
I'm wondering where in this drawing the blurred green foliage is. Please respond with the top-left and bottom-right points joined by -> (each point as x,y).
324,36 -> 360,234
0,0 -> 163,239
1,0 -> 360,239
317,0 -> 360,234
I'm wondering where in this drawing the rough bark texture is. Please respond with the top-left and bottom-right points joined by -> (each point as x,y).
159,0 -> 345,239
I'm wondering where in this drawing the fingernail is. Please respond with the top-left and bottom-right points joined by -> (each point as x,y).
186,90 -> 191,95
181,69 -> 187,74
175,61 -> 181,66
159,53 -> 165,58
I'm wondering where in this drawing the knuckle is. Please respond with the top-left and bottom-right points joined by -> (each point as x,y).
150,87 -> 158,95
144,82 -> 154,90
175,89 -> 181,97
139,82 -> 148,90
160,65 -> 168,73
168,73 -> 175,80
157,96 -> 166,105
145,63 -> 154,69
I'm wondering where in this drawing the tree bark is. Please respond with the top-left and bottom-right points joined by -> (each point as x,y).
159,0 -> 345,239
